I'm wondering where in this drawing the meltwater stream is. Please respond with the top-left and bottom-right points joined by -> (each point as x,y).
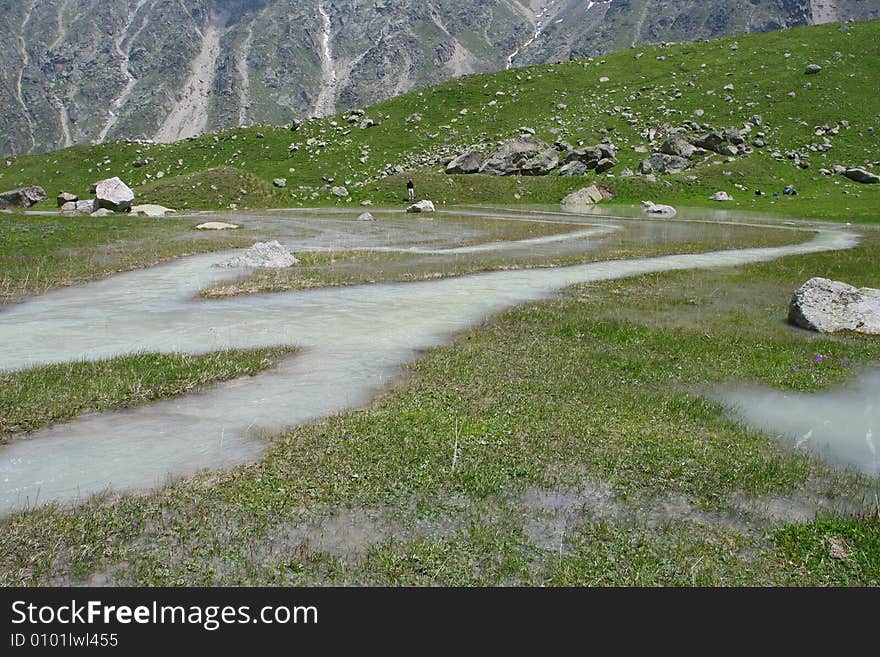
0,210 -> 859,514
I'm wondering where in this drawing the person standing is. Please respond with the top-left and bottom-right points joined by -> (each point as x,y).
407,179 -> 415,201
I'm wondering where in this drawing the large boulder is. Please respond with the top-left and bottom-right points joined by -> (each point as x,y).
0,186 -> 47,209
637,153 -> 692,175
479,136 -> 557,175
220,240 -> 298,268
558,161 -> 589,176
843,168 -> 880,184
406,200 -> 435,213
519,148 -> 559,175
659,135 -> 698,159
788,277 -> 880,335
445,149 -> 482,174
561,185 -> 604,210
94,177 -> 134,212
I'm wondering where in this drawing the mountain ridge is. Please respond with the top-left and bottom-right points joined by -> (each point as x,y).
2,0 -> 879,157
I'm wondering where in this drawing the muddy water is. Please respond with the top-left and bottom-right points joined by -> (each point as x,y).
0,208 -> 858,514
718,369 -> 880,477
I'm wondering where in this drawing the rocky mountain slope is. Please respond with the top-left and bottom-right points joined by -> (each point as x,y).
2,0 -> 879,156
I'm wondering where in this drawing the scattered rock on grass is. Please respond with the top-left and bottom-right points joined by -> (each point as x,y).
131,204 -> 176,217
843,168 -> 880,184
710,191 -> 733,201
0,186 -> 47,209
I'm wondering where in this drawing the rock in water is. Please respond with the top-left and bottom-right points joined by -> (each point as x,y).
0,186 -> 47,208
445,149 -> 482,174
561,185 -> 604,210
94,177 -> 134,212
788,277 -> 880,335
130,204 -> 176,217
220,240 -> 298,268
843,168 -> 880,184
196,221 -> 240,230
641,201 -> 677,217
406,200 -> 435,213
357,212 -> 375,221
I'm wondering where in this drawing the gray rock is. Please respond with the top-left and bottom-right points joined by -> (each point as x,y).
273,178 -> 287,188
90,208 -> 113,217
723,129 -> 745,145
445,149 -> 482,174
640,200 -> 677,217
406,200 -> 435,213
94,177 -> 134,212
690,132 -> 724,150
60,201 -> 77,212
710,191 -> 733,201
564,146 -> 601,168
788,277 -> 880,335
637,153 -> 692,175
356,212 -> 375,221
595,157 -> 617,173
716,144 -> 739,157
57,191 -> 78,207
519,148 -> 559,175
660,135 -> 697,159
479,136 -> 556,175
805,64 -> 822,75
561,185 -> 604,209
843,168 -> 880,184
558,161 -> 588,176
0,186 -> 47,208
220,240 -> 298,268
74,199 -> 97,213
331,186 -> 349,197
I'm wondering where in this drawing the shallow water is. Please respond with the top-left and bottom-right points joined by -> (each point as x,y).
718,369 -> 880,477
0,208 -> 859,514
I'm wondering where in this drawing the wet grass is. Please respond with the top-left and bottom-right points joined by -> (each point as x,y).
0,348 -> 295,439
1,229 -> 878,586
0,213 -> 264,303
200,219 -> 804,297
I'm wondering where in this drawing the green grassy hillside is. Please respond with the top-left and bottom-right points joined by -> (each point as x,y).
3,20 -> 879,220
